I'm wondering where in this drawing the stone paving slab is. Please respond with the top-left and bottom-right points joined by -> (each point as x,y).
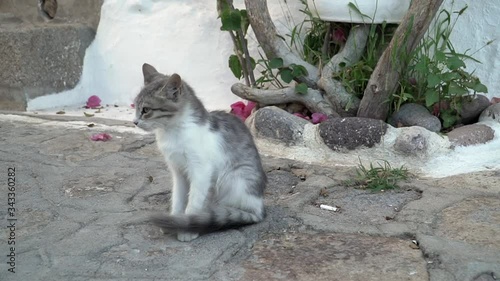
242,232 -> 428,281
436,197 -> 500,248
0,113 -> 499,281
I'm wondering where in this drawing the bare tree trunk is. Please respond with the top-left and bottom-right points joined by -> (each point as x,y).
357,0 -> 444,120
318,24 -> 370,114
231,83 -> 339,116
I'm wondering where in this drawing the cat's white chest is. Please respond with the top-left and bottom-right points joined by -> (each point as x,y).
155,123 -> 223,171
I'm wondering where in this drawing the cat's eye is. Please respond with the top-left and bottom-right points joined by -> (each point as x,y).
141,107 -> 152,115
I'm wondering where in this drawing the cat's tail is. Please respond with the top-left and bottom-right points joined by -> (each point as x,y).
148,206 -> 264,233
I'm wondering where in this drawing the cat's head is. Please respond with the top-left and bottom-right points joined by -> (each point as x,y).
133,63 -> 187,131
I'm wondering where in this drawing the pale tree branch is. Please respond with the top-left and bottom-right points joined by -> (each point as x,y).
238,31 -> 256,85
321,23 -> 334,60
229,31 -> 251,86
231,83 -> 339,116
357,0 -> 444,120
318,24 -> 370,114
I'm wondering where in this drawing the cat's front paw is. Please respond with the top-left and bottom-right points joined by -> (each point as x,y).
177,232 -> 199,242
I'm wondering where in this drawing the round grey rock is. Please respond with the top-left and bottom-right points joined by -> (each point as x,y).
447,124 -> 495,147
479,103 -> 500,124
460,94 -> 491,124
389,103 -> 441,132
394,126 -> 428,156
318,117 -> 387,151
251,106 -> 309,145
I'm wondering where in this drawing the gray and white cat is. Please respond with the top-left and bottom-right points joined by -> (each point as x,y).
133,63 -> 266,242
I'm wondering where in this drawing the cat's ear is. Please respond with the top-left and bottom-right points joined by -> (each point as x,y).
165,74 -> 182,100
142,63 -> 159,84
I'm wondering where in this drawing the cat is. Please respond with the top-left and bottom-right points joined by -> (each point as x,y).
133,63 -> 267,242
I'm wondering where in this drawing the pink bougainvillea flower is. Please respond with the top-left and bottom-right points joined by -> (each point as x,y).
86,95 -> 101,109
90,133 -> 112,142
230,101 -> 245,120
432,100 -> 450,117
293,112 -> 310,120
491,97 -> 500,104
230,101 -> 255,121
409,77 -> 417,86
333,28 -> 346,44
432,104 -> 439,116
243,101 -> 256,118
311,112 -> 328,124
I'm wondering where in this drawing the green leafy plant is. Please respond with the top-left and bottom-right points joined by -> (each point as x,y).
254,56 -> 309,94
329,2 -> 490,126
290,0 -> 337,66
396,5 -> 491,128
353,159 -> 409,192
218,1 -> 311,95
218,1 -> 255,86
332,6 -> 398,99
391,86 -> 415,113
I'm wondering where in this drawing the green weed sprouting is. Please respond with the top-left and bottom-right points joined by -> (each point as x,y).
353,159 -> 409,192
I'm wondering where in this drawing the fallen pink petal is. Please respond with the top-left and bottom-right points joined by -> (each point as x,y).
130,103 -> 135,109
90,133 -> 112,142
311,113 -> 328,124
86,95 -> 102,109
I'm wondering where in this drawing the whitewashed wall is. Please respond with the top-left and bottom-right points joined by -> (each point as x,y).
441,0 -> 499,98
28,0 -> 498,111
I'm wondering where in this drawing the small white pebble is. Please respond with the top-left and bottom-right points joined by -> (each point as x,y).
320,204 -> 339,212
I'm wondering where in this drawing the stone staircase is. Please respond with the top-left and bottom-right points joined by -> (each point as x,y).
0,0 -> 102,110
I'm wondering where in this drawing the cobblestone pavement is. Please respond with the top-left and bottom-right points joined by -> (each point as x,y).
0,113 -> 499,281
